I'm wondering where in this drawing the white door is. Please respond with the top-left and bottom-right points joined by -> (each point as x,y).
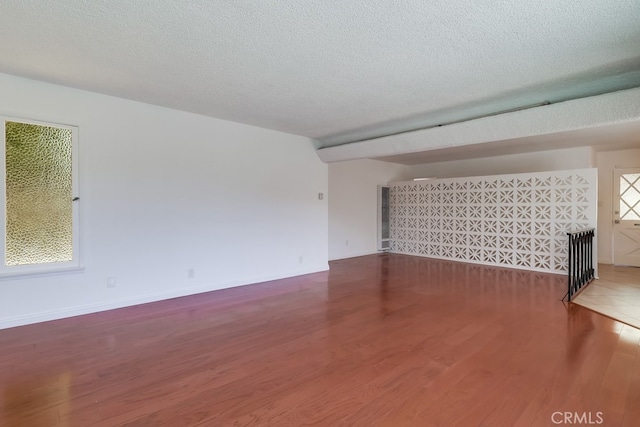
613,168 -> 640,266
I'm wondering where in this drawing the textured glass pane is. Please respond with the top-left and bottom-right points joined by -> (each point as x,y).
620,174 -> 640,220
5,121 -> 73,266
381,187 -> 389,239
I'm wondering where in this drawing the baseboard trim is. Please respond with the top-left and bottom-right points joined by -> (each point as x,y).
0,264 -> 329,330
329,251 -> 380,261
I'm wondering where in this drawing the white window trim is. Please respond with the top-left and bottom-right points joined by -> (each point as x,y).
0,116 -> 81,277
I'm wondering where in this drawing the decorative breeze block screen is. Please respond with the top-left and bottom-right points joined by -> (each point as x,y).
389,168 -> 597,274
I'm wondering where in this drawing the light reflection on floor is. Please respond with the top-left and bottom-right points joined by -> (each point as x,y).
573,264 -> 640,330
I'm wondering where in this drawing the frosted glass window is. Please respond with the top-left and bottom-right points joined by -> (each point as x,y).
4,121 -> 74,266
620,174 -> 640,220
381,186 -> 389,239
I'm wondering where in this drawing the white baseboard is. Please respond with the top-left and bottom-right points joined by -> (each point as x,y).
0,264 -> 329,330
329,251 -> 381,261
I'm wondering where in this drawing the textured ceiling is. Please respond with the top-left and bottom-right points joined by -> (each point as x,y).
377,121 -> 640,165
0,1 -> 639,156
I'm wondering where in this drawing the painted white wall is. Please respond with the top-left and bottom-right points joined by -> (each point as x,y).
327,148 -> 595,262
328,159 -> 411,260
596,147 -> 640,264
408,146 -> 594,179
0,73 -> 328,329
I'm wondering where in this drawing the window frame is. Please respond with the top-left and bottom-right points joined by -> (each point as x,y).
0,115 -> 81,277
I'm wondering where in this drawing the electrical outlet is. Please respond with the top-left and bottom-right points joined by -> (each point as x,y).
318,192 -> 324,200
187,268 -> 195,279
345,240 -> 349,246
107,276 -> 117,288
298,256 -> 303,264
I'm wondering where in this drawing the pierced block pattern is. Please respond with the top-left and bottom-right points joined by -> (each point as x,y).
389,169 -> 597,274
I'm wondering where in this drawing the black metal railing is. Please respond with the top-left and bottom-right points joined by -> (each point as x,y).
565,228 -> 595,301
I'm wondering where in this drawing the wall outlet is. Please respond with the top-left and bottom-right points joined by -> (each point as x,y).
298,256 -> 303,264
107,276 -> 117,288
318,192 -> 324,200
345,240 -> 349,246
187,268 -> 195,279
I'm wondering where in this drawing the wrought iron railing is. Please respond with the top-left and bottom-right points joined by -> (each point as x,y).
565,228 -> 595,301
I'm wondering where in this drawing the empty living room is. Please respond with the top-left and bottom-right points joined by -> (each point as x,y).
1,1 -> 640,426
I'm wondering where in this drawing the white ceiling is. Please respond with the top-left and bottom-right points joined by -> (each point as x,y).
1,1 -> 639,161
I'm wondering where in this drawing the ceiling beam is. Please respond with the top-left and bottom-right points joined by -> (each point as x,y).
316,87 -> 640,163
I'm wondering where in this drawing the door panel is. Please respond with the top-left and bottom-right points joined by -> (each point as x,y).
613,169 -> 640,266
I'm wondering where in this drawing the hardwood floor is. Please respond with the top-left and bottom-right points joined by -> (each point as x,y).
573,264 -> 640,329
1,254 -> 639,426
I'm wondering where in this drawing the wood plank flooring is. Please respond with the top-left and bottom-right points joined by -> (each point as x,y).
1,254 -> 639,426
573,264 -> 640,329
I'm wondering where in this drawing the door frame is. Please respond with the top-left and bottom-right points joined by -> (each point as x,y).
612,167 -> 640,266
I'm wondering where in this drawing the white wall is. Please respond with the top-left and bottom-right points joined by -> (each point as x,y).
596,147 -> 640,264
327,148 -> 595,262
328,159 -> 411,260
0,73 -> 328,329
409,147 -> 594,179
